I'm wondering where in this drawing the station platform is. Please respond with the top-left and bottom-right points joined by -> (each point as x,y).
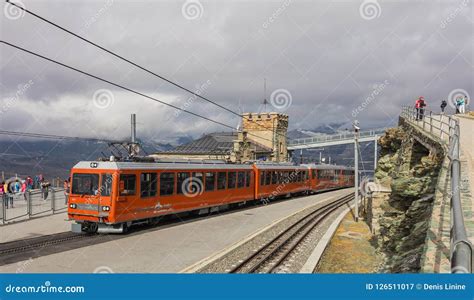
0,189 -> 351,273
0,212 -> 71,244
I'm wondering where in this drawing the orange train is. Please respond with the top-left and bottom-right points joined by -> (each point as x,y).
68,161 -> 354,233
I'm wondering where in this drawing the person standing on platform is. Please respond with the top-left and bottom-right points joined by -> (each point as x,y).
458,96 -> 466,114
0,182 -> 6,209
64,179 -> 70,205
440,100 -> 447,114
21,180 -> 27,201
415,96 -> 426,120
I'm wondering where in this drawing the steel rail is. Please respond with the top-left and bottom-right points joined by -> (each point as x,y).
229,193 -> 353,273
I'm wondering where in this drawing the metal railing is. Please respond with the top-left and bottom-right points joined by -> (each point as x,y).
288,128 -> 387,147
0,187 -> 67,224
401,105 -> 472,273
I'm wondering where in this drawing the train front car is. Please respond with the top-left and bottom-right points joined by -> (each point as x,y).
68,160 -> 256,234
68,161 -> 118,233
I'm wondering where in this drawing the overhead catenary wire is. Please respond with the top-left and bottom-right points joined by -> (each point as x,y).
0,129 -> 122,143
1,41 -> 276,144
4,0 -> 291,141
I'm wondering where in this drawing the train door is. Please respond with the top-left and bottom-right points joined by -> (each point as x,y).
116,172 -> 138,222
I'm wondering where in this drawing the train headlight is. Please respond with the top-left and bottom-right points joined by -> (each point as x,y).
102,206 -> 110,211
69,203 -> 77,209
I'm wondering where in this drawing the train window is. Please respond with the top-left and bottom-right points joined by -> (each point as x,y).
265,171 -> 271,185
205,172 -> 216,191
289,171 -> 294,183
119,174 -> 136,196
237,171 -> 245,188
271,171 -> 278,184
72,173 -> 99,195
217,172 -> 227,190
100,173 -> 113,196
140,173 -> 157,198
290,171 -> 297,183
246,171 -> 251,187
228,172 -> 236,189
284,171 -> 290,184
297,172 -> 302,182
177,172 -> 190,194
160,172 -> 175,196
192,172 -> 204,194
260,172 -> 265,186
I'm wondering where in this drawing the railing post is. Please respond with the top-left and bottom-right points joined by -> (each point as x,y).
51,188 -> 55,211
27,190 -> 31,217
429,111 -> 433,134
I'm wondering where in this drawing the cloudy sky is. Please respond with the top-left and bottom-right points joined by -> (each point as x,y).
1,0 -> 473,143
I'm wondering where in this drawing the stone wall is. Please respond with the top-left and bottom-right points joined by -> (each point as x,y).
372,125 -> 444,272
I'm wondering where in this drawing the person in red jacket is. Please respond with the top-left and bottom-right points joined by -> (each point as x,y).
415,96 -> 426,120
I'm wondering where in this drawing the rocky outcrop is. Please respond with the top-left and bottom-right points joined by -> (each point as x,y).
373,127 -> 443,272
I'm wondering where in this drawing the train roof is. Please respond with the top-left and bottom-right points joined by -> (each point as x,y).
72,161 -> 254,171
301,164 -> 354,171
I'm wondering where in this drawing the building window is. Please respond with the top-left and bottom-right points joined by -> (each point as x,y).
100,173 -> 113,196
160,172 -> 175,196
237,171 -> 245,188
228,171 -> 236,189
177,172 -> 190,194
205,172 -> 216,191
141,173 -> 157,198
217,172 -> 227,190
119,174 -> 136,196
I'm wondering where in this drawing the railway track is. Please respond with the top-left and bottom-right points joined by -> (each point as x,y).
0,232 -> 98,257
228,193 -> 354,273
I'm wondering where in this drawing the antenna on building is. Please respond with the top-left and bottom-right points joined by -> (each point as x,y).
263,78 -> 268,112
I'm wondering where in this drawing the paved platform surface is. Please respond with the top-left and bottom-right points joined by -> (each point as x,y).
0,212 -> 71,244
456,115 -> 474,245
0,189 -> 351,273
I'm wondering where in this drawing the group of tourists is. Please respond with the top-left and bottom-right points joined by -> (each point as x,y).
415,95 -> 469,120
0,174 -> 49,209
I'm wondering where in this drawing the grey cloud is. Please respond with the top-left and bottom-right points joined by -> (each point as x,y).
1,0 -> 472,141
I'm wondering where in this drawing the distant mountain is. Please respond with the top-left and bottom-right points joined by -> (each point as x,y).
0,139 -> 173,180
0,122 -> 380,181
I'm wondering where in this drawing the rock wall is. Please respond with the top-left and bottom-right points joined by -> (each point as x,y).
373,126 -> 444,272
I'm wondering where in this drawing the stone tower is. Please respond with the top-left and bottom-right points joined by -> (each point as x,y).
241,112 -> 289,162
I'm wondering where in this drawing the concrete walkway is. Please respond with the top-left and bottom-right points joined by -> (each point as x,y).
455,115 -> 474,246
